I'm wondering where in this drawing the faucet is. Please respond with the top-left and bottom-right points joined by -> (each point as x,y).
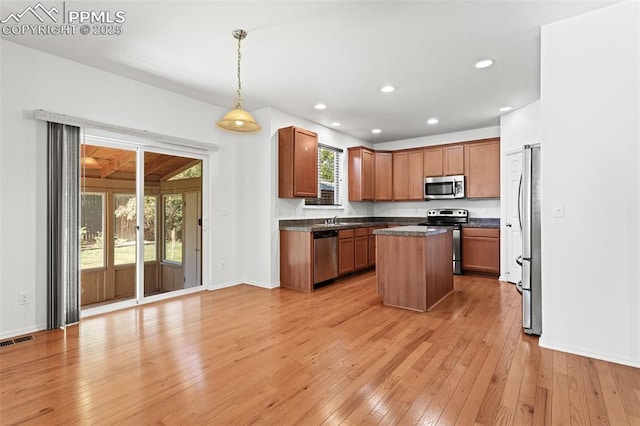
324,215 -> 339,225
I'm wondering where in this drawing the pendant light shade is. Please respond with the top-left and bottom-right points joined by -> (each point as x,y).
217,108 -> 261,132
217,29 -> 262,133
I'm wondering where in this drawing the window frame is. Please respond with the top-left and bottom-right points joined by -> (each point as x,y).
304,143 -> 344,207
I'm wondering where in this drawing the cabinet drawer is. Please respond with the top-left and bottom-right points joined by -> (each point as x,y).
464,227 -> 499,238
354,227 -> 368,237
339,229 -> 354,239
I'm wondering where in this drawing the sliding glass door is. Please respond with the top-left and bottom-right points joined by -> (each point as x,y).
80,145 -> 138,307
143,152 -> 202,297
80,139 -> 204,311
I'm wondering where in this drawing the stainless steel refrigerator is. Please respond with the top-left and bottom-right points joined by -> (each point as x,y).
517,144 -> 542,336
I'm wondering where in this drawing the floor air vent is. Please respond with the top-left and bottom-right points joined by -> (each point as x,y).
0,334 -> 35,348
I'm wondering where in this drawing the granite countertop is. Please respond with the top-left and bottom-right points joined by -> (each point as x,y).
465,218 -> 500,228
373,226 -> 450,237
279,216 -> 500,232
279,217 -> 424,232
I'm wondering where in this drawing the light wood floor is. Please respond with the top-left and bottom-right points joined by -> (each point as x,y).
1,272 -> 638,425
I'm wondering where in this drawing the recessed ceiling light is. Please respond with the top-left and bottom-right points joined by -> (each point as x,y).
381,85 -> 396,93
371,129 -> 382,134
427,118 -> 439,125
475,59 -> 494,69
331,122 -> 341,127
499,106 -> 512,112
314,103 -> 327,110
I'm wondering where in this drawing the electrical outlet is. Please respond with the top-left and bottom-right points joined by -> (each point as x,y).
19,291 -> 29,305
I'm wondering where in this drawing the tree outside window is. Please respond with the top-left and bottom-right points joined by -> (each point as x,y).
306,145 -> 342,206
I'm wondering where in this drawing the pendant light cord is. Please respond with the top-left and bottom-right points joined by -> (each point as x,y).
236,34 -> 243,110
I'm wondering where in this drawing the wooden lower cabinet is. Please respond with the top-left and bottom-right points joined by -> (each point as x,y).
354,228 -> 369,271
368,235 -> 376,267
280,230 -> 314,292
339,228 -> 370,275
462,227 -> 500,275
367,226 -> 385,267
338,229 -> 355,276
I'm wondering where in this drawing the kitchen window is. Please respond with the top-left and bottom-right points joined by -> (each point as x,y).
305,144 -> 343,206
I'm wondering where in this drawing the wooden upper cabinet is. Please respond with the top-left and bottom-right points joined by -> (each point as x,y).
465,138 -> 500,198
408,150 -> 425,200
392,151 -> 409,200
348,147 -> 375,201
278,126 -> 318,198
424,147 -> 443,177
393,149 -> 424,201
444,145 -> 464,175
424,144 -> 463,176
374,152 -> 393,201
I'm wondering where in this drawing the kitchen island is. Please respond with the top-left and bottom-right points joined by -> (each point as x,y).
374,226 -> 453,312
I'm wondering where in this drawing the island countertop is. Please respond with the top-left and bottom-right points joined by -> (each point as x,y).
373,226 -> 450,237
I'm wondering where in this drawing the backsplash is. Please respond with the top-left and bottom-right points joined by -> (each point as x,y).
275,197 -> 500,220
275,197 -> 374,219
373,199 -> 500,219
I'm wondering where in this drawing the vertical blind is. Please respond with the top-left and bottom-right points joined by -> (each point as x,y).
47,122 -> 80,329
305,144 -> 343,206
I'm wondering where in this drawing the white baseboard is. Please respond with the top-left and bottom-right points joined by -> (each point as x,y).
539,338 -> 640,368
208,281 -> 280,291
207,281 -> 242,291
243,280 -> 280,290
0,324 -> 46,340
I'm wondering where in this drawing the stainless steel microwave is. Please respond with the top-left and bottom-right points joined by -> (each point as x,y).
424,175 -> 465,200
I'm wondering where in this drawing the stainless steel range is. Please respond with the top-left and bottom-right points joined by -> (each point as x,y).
419,209 -> 468,275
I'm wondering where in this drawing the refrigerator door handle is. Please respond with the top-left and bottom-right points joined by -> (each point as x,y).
522,259 -> 531,290
522,288 -> 532,329
516,281 -> 523,294
516,256 -> 523,266
517,172 -> 523,232
522,148 -> 532,259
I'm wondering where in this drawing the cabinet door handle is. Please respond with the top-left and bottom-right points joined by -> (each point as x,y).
506,223 -> 512,227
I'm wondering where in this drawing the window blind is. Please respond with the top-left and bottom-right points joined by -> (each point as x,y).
305,144 -> 343,206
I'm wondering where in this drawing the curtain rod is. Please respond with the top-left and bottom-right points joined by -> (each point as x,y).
34,109 -> 220,152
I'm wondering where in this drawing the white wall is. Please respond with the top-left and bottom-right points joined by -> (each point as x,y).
540,1 -> 639,367
0,41 -> 238,337
499,100 -> 541,279
373,126 -> 501,218
500,101 -> 541,154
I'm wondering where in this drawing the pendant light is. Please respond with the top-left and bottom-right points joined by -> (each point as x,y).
217,29 -> 262,133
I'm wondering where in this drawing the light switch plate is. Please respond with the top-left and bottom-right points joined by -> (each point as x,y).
552,203 -> 565,218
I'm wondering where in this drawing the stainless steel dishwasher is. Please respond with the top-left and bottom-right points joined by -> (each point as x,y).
313,229 -> 338,284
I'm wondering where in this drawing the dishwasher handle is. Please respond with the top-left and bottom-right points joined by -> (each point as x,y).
314,229 -> 339,239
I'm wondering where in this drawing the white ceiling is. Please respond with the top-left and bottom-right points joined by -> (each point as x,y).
1,0 -> 620,143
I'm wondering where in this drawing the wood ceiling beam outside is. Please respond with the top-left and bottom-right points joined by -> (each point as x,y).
161,159 -> 201,181
99,151 -> 136,179
81,145 -> 100,158
144,156 -> 172,177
